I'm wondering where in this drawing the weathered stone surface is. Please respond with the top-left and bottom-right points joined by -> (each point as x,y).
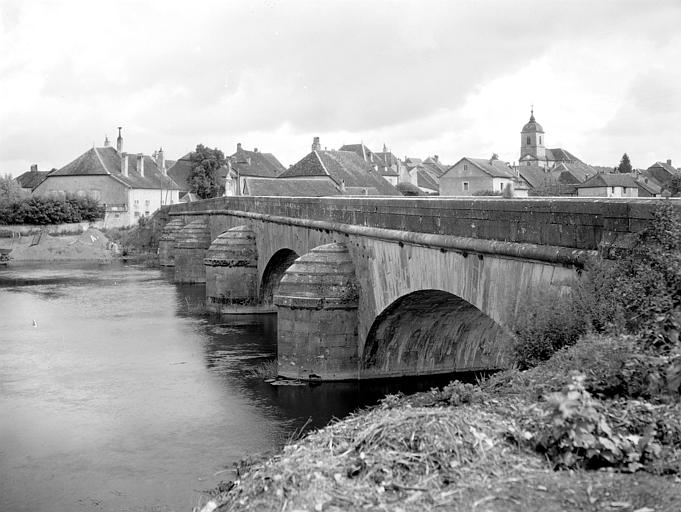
174,219 -> 211,283
275,243 -> 358,380
158,218 -> 185,266
205,226 -> 258,307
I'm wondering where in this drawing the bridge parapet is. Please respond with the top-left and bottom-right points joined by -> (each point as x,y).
168,197 -> 679,253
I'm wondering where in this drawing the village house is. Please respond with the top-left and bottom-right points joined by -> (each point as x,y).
575,173 -> 639,198
440,156 -> 518,196
339,143 -> 410,186
403,157 -> 439,194
226,143 -> 287,196
33,129 -> 180,227
15,164 -> 50,193
277,137 -> 400,196
166,153 -> 231,200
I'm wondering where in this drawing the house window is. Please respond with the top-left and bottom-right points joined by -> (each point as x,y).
133,200 -> 140,210
623,187 -> 627,193
134,211 -> 140,218
463,182 -> 469,191
90,189 -> 101,200
526,136 -> 531,145
463,164 -> 468,171
611,187 -> 615,194
527,162 -> 531,166
500,182 -> 504,191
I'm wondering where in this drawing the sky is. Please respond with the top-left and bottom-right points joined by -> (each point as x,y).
1,0 -> 680,175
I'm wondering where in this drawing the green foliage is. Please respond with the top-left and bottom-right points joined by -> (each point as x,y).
511,288 -> 587,369
0,195 -> 104,225
666,174 -> 681,197
188,144 -> 226,199
616,153 -> 633,173
583,202 -> 680,351
0,174 -> 24,202
471,189 -> 502,196
534,374 -> 664,471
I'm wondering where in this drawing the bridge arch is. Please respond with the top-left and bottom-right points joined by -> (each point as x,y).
360,289 -> 511,379
260,248 -> 299,304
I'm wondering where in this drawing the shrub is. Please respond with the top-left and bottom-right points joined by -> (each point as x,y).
511,287 -> 587,369
0,195 -> 105,225
472,189 -> 502,196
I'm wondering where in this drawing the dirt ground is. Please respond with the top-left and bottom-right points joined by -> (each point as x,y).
0,228 -> 117,262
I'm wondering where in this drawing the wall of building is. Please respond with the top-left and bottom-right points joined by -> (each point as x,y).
440,161 -> 493,196
578,186 -> 638,198
34,175 -> 126,204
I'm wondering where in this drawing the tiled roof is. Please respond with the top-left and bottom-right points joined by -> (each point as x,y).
231,148 -> 286,178
280,150 -> 400,196
522,113 -> 544,133
339,144 -> 372,161
416,167 -> 439,192
422,157 -> 449,177
345,186 -> 380,195
466,158 -> 516,179
649,161 -> 678,174
242,177 -> 341,197
576,173 -> 638,188
374,151 -> 399,167
636,178 -> 662,195
50,147 -> 180,190
16,170 -> 50,189
518,167 -> 560,189
552,162 -> 597,183
545,148 -> 581,163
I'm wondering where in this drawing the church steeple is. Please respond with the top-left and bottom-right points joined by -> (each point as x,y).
520,107 -> 545,162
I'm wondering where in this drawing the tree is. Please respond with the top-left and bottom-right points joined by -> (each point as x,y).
666,174 -> 681,197
616,153 -> 633,174
0,174 -> 24,203
188,144 -> 226,199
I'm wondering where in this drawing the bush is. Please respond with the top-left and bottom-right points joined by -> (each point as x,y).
511,287 -> 587,369
0,195 -> 105,225
472,189 -> 502,196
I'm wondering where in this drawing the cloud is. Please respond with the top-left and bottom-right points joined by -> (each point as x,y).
1,0 -> 681,172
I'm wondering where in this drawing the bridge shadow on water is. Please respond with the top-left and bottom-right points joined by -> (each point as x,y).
169,276 -> 492,438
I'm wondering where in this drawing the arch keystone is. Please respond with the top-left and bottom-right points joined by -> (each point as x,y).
274,242 -> 359,381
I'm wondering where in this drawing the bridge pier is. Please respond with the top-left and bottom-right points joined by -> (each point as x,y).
204,226 -> 259,312
158,218 -> 185,266
274,243 -> 359,381
174,219 -> 211,283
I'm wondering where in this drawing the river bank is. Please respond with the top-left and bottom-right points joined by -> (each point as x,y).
0,228 -> 117,262
201,335 -> 681,512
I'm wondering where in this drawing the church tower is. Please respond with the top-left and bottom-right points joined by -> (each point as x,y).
520,108 -> 545,162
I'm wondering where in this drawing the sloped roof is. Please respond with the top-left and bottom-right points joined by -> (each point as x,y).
231,148 -> 286,177
575,173 -> 638,188
545,148 -> 581,163
16,170 -> 50,189
466,158 -> 516,179
648,161 -> 677,174
280,150 -> 400,195
339,144 -> 373,161
552,162 -> 597,183
518,167 -> 560,189
636,178 -> 662,195
167,153 -> 232,192
50,146 -> 180,190
242,177 -> 341,197
416,168 -> 439,191
422,157 -> 448,177
521,112 -> 544,133
374,151 -> 399,167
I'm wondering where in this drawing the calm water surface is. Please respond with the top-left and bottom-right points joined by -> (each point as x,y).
0,263 -> 463,512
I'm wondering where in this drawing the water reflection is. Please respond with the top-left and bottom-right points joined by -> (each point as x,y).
1,262 -> 478,512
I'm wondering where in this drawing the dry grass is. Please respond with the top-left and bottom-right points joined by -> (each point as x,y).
199,396 -> 681,512
247,359 -> 278,379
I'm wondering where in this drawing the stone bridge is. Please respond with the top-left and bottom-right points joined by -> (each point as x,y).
160,196 -> 671,381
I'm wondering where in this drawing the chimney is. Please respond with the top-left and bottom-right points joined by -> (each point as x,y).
121,153 -> 129,177
104,136 -> 110,147
254,147 -> 258,153
157,147 -> 166,175
247,157 -> 251,165
116,127 -> 123,153
30,164 -> 38,172
667,159 -> 672,166
434,155 -> 439,163
137,153 -> 144,177
237,142 -> 242,152
311,136 -> 321,151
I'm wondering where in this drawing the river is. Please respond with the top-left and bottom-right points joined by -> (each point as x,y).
0,263 -> 464,512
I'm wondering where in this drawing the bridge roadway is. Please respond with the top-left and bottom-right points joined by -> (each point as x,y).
164,196 -> 675,381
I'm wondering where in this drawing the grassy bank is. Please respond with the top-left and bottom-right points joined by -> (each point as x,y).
199,336 -> 681,512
